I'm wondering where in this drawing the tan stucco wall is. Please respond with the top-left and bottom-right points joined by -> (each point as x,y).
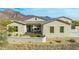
43,21 -> 71,38
76,26 -> 79,30
7,22 -> 27,34
25,17 -> 45,21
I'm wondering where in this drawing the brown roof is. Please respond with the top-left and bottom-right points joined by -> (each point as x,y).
12,16 -> 72,25
20,15 -> 50,21
13,20 -> 50,25
13,19 -> 71,25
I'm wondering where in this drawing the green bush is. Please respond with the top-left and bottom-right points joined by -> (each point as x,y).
8,26 -> 17,32
8,34 -> 12,36
15,33 -> 18,36
19,34 -> 22,37
30,33 -> 44,37
30,33 -> 37,37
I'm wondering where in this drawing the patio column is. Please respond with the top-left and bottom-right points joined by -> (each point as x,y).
41,24 -> 43,35
24,25 -> 27,33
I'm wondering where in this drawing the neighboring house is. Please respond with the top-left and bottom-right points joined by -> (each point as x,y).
7,16 -> 79,38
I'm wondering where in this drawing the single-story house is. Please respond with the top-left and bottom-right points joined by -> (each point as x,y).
7,16 -> 79,39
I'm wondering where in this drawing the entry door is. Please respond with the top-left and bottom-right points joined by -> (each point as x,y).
27,25 -> 31,32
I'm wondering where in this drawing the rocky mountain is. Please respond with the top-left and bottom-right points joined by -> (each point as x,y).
0,9 -> 27,20
0,9 -> 52,21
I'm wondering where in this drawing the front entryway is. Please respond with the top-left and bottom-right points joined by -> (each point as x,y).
27,24 -> 42,34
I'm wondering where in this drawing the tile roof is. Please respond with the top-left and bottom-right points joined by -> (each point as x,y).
13,18 -> 71,25
12,16 -> 72,25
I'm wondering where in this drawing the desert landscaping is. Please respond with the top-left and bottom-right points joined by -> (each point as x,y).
0,31 -> 79,50
0,9 -> 79,50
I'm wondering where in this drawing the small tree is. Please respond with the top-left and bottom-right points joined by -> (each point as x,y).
0,32 -> 8,45
8,26 -> 17,32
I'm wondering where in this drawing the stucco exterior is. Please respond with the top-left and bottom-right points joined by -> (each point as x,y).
43,21 -> 71,38
25,17 -> 45,21
7,22 -> 27,34
7,16 -> 79,38
76,26 -> 79,30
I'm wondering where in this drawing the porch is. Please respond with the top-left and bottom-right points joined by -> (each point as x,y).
26,24 -> 43,35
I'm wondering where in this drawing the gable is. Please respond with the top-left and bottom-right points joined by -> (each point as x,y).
25,17 -> 45,21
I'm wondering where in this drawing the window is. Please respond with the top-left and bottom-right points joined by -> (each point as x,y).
60,26 -> 64,33
50,26 -> 54,33
71,25 -> 75,29
14,26 -> 18,32
37,28 -> 39,30
35,17 -> 37,20
34,28 -> 37,30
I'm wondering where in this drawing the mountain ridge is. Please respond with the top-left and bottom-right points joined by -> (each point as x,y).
0,9 -> 52,21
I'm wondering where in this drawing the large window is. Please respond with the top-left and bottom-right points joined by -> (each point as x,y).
8,26 -> 18,32
13,26 -> 18,32
71,25 -> 75,29
35,17 -> 37,20
50,26 -> 54,33
60,26 -> 64,33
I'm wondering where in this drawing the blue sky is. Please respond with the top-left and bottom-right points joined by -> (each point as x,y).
0,8 -> 79,20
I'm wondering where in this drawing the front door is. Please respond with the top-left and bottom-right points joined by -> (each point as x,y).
27,25 -> 32,32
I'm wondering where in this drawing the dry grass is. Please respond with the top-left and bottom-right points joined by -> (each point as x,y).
0,37 -> 79,50
0,40 -> 79,50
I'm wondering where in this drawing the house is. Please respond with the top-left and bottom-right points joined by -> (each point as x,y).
7,16 -> 79,39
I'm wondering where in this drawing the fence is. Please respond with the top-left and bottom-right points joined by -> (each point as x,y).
8,36 -> 46,43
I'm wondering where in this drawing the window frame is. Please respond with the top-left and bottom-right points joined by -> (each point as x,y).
50,26 -> 54,33
60,26 -> 64,33
35,17 -> 37,20
71,25 -> 75,29
13,26 -> 18,32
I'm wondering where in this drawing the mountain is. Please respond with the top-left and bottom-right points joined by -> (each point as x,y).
43,16 -> 52,20
0,9 -> 52,21
0,9 -> 26,20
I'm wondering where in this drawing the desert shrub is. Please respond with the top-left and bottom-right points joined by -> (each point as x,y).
37,34 -> 45,37
55,40 -> 61,43
30,33 -> 37,37
19,34 -> 22,37
0,32 -> 8,46
67,39 -> 76,43
0,19 -> 11,26
30,33 -> 44,37
23,34 -> 26,36
8,33 -> 12,36
49,41 -> 53,44
15,33 -> 18,36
